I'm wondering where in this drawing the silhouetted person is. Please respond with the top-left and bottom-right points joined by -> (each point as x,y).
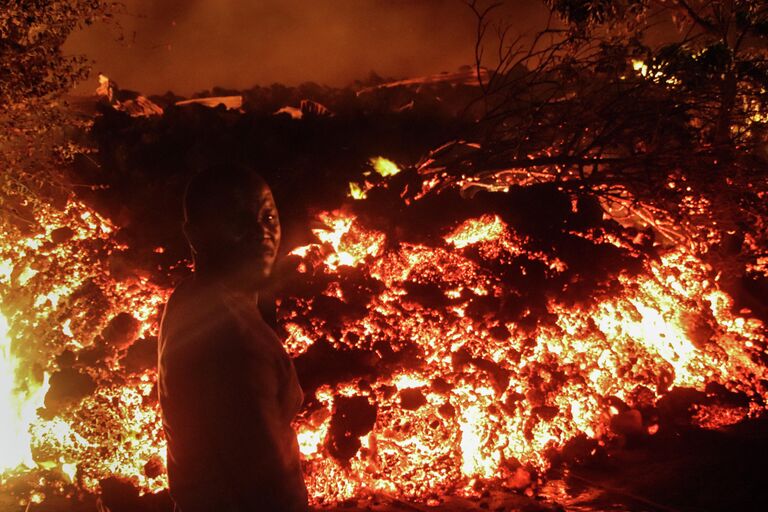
158,165 -> 308,512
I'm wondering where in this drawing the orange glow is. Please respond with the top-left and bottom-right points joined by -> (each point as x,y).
370,156 -> 401,177
0,310 -> 50,473
445,214 -> 506,248
283,210 -> 767,501
0,170 -> 765,507
0,198 -> 169,497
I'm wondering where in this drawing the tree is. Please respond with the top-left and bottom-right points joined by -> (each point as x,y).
416,1 -> 768,308
428,1 -> 767,249
0,1 -> 116,211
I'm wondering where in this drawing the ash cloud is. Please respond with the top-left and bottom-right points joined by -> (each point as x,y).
64,0 -> 549,95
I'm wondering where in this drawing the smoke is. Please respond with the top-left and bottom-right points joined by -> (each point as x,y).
64,0 -> 549,96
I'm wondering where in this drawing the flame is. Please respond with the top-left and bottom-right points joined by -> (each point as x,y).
292,211 -> 385,271
459,398 -> 499,479
370,156 -> 401,177
348,182 -> 368,200
630,58 -> 681,85
445,214 -> 506,249
0,310 -> 49,473
347,155 -> 400,200
296,419 -> 330,458
632,59 -> 649,77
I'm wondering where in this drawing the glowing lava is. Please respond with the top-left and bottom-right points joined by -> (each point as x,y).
284,210 -> 768,502
0,163 -> 765,508
0,309 -> 49,473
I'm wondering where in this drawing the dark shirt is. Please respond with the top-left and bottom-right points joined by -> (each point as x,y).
158,277 -> 308,512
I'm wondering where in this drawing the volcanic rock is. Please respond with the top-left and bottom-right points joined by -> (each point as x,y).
44,368 -> 97,414
328,395 -> 377,462
101,312 -> 141,351
506,467 -> 532,490
294,338 -> 377,394
682,311 -> 715,348
704,381 -> 751,407
97,477 -> 141,512
628,385 -> 656,410
438,402 -> 456,419
76,339 -> 111,368
121,337 -> 157,374
489,324 -> 511,341
532,405 -> 559,421
399,388 -> 428,410
610,409 -> 644,437
142,454 -> 165,479
55,349 -> 77,368
403,281 -> 452,309
502,392 -> 525,415
558,434 -> 602,465
471,357 -> 511,393
431,376 -> 452,393
656,387 -> 707,428
451,346 -> 472,368
50,226 -> 75,244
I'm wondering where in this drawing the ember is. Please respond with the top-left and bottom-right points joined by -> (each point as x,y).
0,163 -> 766,507
278,180 -> 767,502
0,199 -> 169,502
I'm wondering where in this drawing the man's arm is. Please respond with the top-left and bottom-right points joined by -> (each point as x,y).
199,315 -> 303,507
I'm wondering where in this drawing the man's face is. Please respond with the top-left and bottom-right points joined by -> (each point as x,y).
216,181 -> 281,287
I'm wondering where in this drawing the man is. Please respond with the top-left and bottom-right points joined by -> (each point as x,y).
158,164 -> 308,511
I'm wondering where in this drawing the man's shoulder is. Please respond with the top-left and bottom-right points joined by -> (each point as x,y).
159,277 -> 243,350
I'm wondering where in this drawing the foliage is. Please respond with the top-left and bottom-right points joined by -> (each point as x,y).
0,1 -> 116,213
434,1 -> 768,258
0,1 -> 115,108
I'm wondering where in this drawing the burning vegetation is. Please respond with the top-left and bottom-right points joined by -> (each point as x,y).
2,1 -> 768,511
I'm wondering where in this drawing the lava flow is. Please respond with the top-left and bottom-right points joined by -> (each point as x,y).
282,202 -> 767,503
0,159 -> 766,508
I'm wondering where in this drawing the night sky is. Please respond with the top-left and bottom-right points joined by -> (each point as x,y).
64,0 -> 549,96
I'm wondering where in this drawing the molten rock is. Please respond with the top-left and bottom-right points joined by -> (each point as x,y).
328,395 -> 377,462
101,313 -> 141,351
44,368 -> 97,415
143,454 -> 165,479
610,409 -> 644,438
399,388 -> 428,410
120,337 -> 157,374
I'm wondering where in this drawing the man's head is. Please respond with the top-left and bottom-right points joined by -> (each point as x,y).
183,164 -> 281,290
